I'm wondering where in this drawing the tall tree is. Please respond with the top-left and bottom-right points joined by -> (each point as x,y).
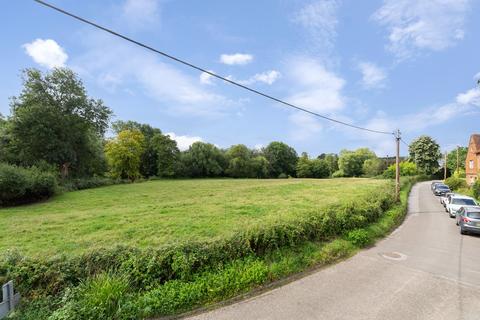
338,148 -> 376,177
296,152 -> 313,178
7,68 -> 112,177
182,142 -> 227,177
225,144 -> 254,178
408,135 -> 441,175
446,146 -> 467,172
150,133 -> 179,177
104,130 -> 145,181
263,141 -> 298,178
112,120 -> 162,177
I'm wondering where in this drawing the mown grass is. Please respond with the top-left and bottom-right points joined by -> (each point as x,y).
0,178 -> 387,256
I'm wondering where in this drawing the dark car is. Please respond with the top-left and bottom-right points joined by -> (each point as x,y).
433,184 -> 451,196
431,181 -> 443,191
456,206 -> 480,235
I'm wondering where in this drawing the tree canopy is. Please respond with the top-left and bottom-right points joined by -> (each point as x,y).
408,135 -> 441,175
263,141 -> 298,178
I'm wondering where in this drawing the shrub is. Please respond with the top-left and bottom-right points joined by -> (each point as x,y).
0,163 -> 57,206
444,176 -> 467,191
453,169 -> 466,178
277,173 -> 288,179
61,177 -> 120,192
346,229 -> 372,247
383,162 -> 418,178
472,179 -> 480,200
332,170 -> 345,178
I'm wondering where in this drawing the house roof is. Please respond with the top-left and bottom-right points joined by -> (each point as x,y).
470,134 -> 480,153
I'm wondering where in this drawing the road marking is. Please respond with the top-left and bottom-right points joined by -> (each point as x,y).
380,251 -> 407,261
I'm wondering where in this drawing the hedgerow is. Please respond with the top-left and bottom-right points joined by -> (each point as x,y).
2,178 -> 425,320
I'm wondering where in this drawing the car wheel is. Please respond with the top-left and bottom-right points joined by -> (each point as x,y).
460,226 -> 467,235
456,220 -> 459,226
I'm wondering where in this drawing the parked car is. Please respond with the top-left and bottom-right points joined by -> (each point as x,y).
456,206 -> 480,235
440,192 -> 455,206
431,181 -> 443,191
446,196 -> 478,218
443,193 -> 458,211
433,184 -> 451,196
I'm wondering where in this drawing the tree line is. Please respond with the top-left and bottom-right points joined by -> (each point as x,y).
0,67 -> 453,189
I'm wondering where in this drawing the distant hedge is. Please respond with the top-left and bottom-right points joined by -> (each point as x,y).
0,163 -> 57,206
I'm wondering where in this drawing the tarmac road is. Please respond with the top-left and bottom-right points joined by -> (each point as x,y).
187,181 -> 480,320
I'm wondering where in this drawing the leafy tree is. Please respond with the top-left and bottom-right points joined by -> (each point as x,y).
311,159 -> 330,178
322,153 -> 339,175
338,148 -> 376,177
362,158 -> 383,177
251,156 -> 269,178
105,130 -> 145,181
408,135 -> 441,175
383,161 -> 418,178
446,146 -> 467,172
263,141 -> 298,178
112,120 -> 162,177
7,68 -> 112,177
151,133 -> 180,177
182,142 -> 227,177
225,144 -> 254,178
296,152 -> 313,178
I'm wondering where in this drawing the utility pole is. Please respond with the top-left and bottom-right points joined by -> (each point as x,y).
395,129 -> 401,202
444,151 -> 448,180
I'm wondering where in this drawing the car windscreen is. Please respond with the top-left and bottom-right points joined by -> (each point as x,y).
467,211 -> 480,219
437,186 -> 450,190
452,198 -> 477,205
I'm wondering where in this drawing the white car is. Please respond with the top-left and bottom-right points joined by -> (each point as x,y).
446,196 -> 479,218
440,192 -> 455,206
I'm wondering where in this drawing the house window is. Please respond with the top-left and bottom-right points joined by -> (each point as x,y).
470,160 -> 474,169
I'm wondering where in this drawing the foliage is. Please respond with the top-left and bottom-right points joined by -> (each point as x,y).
332,170 -> 345,178
6,68 -> 112,178
446,146 -> 467,172
338,149 -> 374,177
408,135 -> 441,175
151,133 -> 179,177
182,142 -> 227,177
0,163 -> 57,206
60,177 -> 121,192
263,141 -> 298,178
2,177 -> 426,320
318,153 -> 339,175
250,156 -> 269,178
225,144 -> 255,178
444,176 -> 467,191
472,179 -> 480,199
296,153 -> 312,178
105,130 -> 145,181
383,161 -> 418,178
452,169 -> 466,178
362,158 -> 384,177
346,229 -> 372,247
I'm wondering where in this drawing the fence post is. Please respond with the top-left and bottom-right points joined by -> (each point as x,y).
0,281 -> 20,319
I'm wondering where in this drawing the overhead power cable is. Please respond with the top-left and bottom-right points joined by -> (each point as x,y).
34,0 -> 395,136
400,138 -> 409,147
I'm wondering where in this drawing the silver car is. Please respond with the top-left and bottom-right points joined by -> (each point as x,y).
446,196 -> 478,218
456,206 -> 480,235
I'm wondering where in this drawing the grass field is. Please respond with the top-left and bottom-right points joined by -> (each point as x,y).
0,178 -> 389,257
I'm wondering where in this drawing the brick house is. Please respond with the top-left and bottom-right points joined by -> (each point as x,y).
466,134 -> 480,185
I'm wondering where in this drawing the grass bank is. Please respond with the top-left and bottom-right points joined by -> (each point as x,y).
3,177 -> 418,319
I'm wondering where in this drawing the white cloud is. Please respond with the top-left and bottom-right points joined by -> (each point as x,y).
238,70 -> 281,85
220,53 -> 253,65
357,61 -> 387,89
456,88 -> 480,107
254,144 -> 264,150
289,112 -> 322,141
286,57 -> 345,114
122,0 -> 160,28
373,0 -> 470,59
200,71 -> 214,85
293,0 -> 340,54
474,72 -> 480,81
23,39 -> 68,69
166,132 -> 203,151
73,33 -> 236,118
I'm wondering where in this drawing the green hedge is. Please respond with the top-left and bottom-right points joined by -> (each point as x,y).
444,176 -> 467,191
1,184 -> 394,299
0,163 -> 57,206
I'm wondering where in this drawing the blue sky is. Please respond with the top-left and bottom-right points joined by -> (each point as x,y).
1,0 -> 479,157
